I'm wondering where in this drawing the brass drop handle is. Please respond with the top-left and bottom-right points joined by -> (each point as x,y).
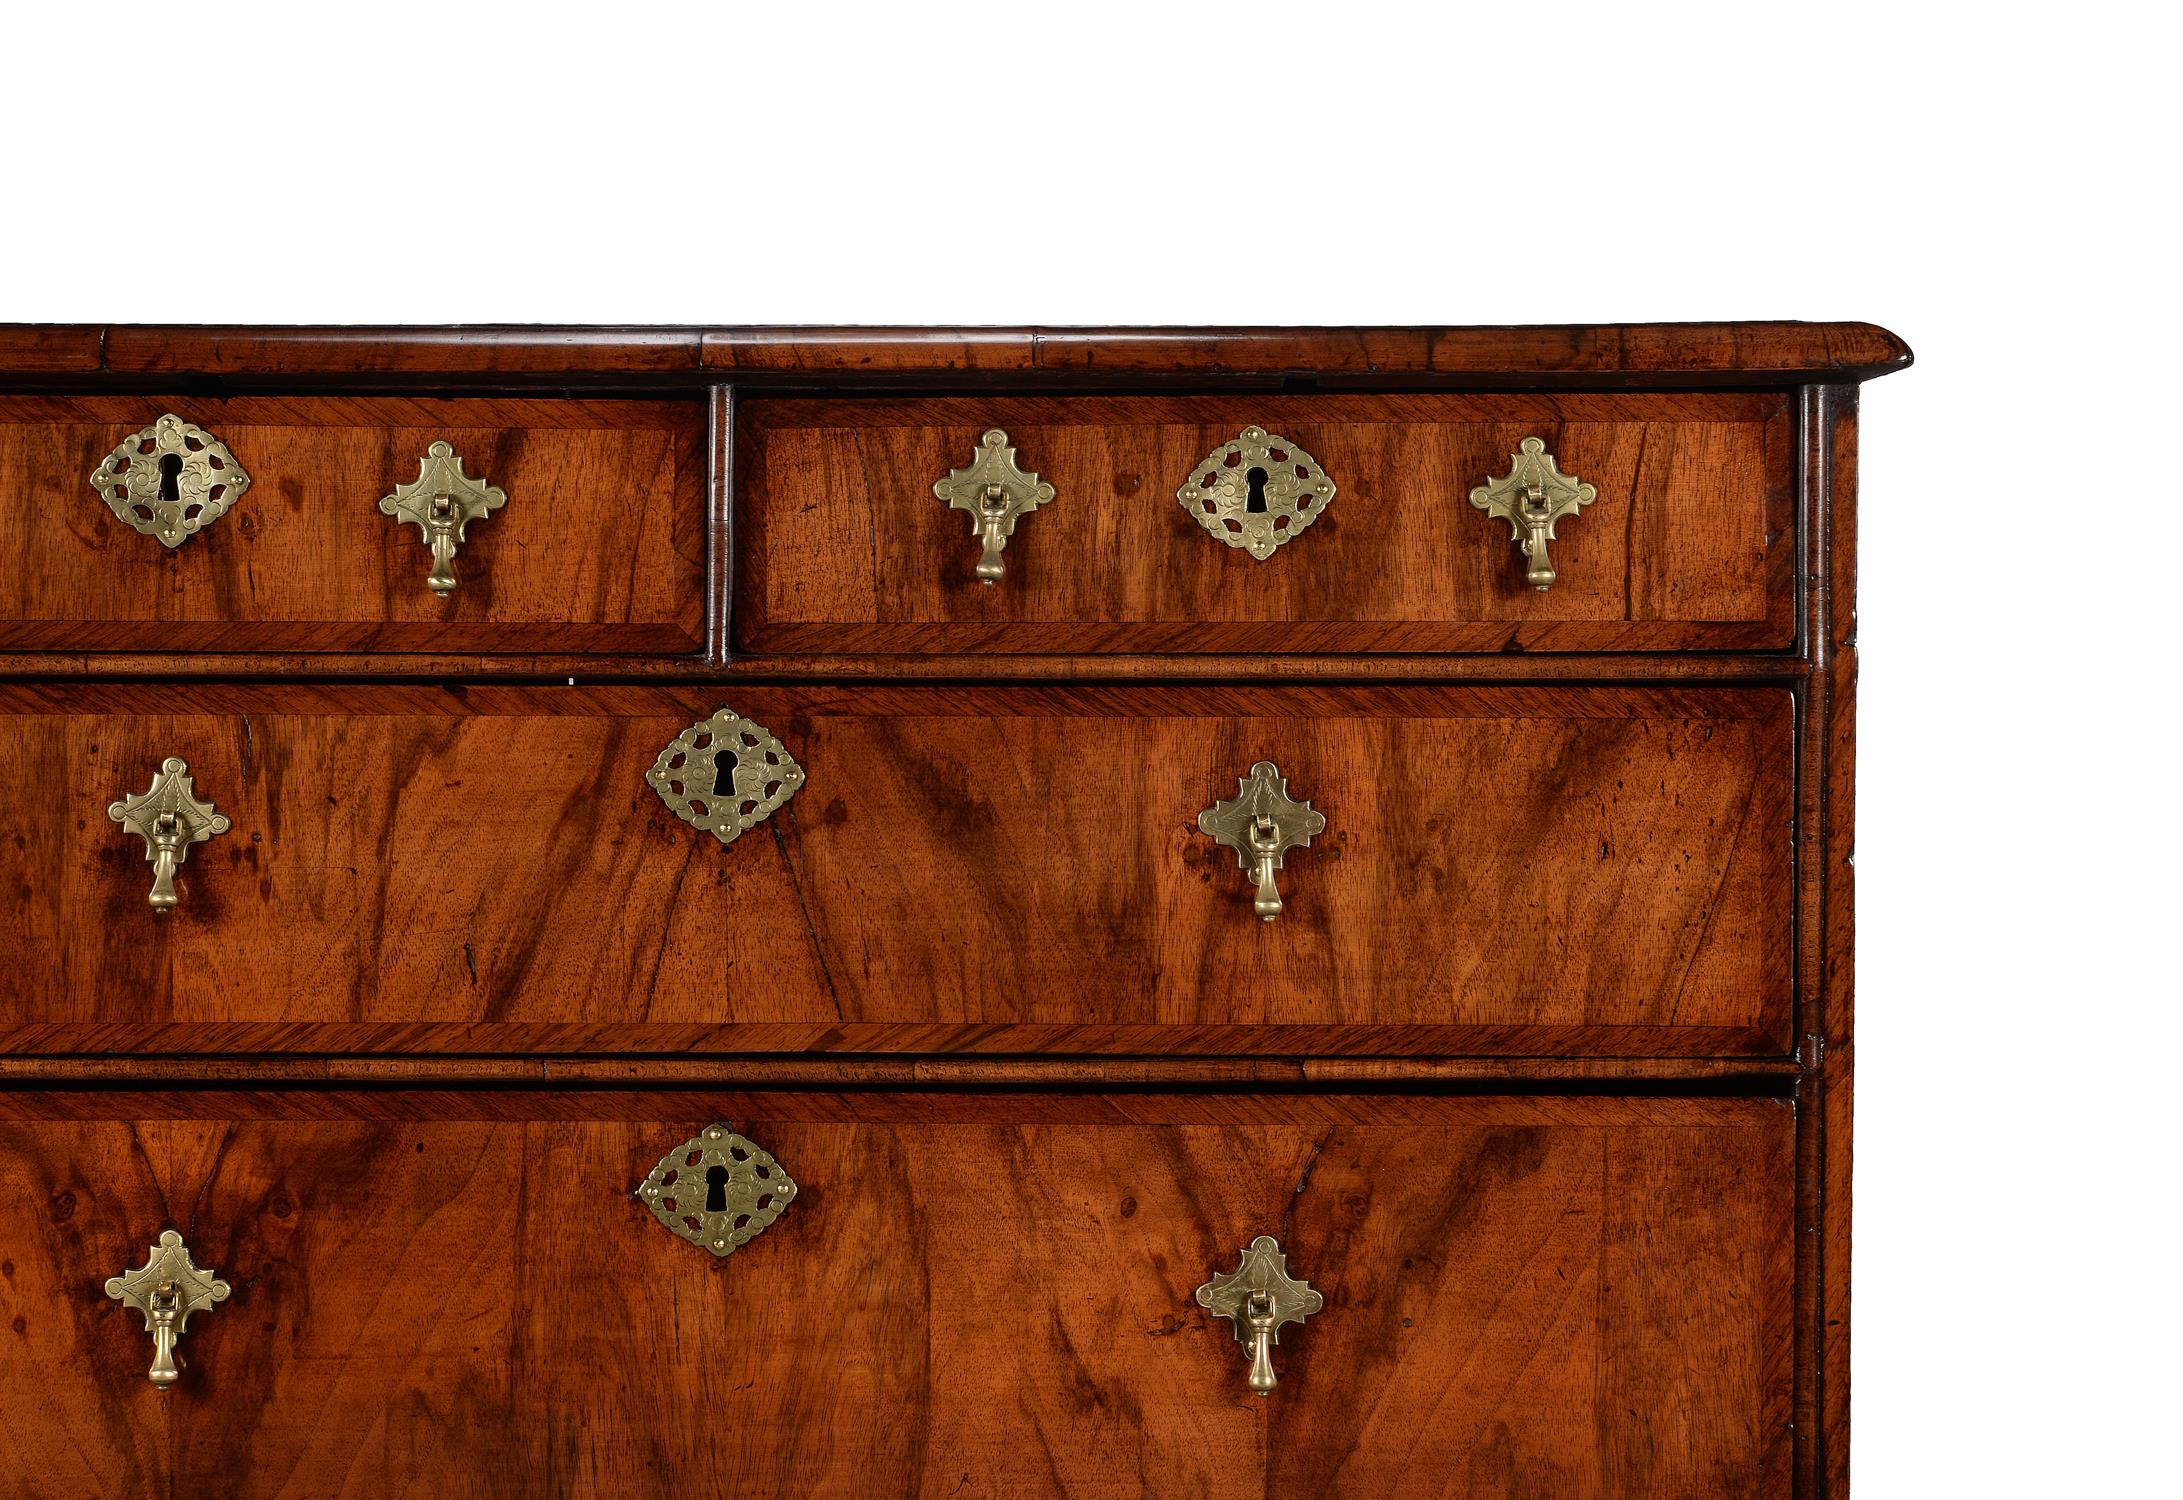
1246,817 -> 1285,921
1196,1236 -> 1322,1396
105,1231 -> 229,1388
969,485 -> 1013,583
108,758 -> 230,911
1197,761 -> 1326,922
1243,1292 -> 1280,1393
143,1280 -> 183,1386
933,428 -> 1055,585
379,441 -> 506,596
1469,437 -> 1598,591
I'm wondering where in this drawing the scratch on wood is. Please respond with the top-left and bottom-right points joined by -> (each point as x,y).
1282,1128 -> 1335,1247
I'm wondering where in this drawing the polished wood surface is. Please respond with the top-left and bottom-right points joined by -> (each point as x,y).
0,1055 -> 1806,1085
0,1091 -> 1792,1499
1813,386 -> 1860,1498
0,395 -> 706,653
0,323 -> 1902,1497
737,392 -> 1795,654
0,682 -> 1792,1055
0,322 -> 1910,386
0,647 -> 1813,683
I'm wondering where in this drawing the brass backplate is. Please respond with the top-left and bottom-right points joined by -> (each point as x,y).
1176,426 -> 1335,561
636,1124 -> 798,1257
379,440 -> 507,595
1469,436 -> 1598,591
88,414 -> 252,548
1197,761 -> 1326,920
1195,1235 -> 1323,1394
646,706 -> 806,847
932,427 -> 1055,584
104,1230 -> 230,1387
107,756 -> 231,910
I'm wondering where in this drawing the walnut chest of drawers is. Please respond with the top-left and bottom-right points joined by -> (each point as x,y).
0,322 -> 1909,1499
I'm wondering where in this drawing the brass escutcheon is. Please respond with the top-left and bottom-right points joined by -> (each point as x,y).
636,1125 -> 798,1257
88,414 -> 252,548
1177,426 -> 1335,561
646,706 -> 806,848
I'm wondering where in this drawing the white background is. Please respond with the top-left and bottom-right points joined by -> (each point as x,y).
5,3 -> 2178,1494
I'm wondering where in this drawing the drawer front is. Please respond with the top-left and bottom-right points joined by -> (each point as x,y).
0,1091 -> 1793,1498
0,395 -> 706,653
735,392 -> 1795,654
0,682 -> 1793,1056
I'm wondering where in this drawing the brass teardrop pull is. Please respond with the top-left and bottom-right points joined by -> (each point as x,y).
1196,761 -> 1326,921
1195,1236 -> 1323,1395
379,441 -> 507,596
107,757 -> 231,911
104,1231 -> 229,1388
932,428 -> 1055,584
1469,436 -> 1597,591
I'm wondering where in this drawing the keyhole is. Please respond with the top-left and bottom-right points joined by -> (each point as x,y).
704,1164 -> 730,1213
710,751 -> 740,798
1244,466 -> 1269,514
157,452 -> 183,508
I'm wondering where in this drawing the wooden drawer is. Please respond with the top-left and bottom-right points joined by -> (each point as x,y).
734,392 -> 1796,655
0,681 -> 1793,1056
0,395 -> 706,654
0,1089 -> 1794,1498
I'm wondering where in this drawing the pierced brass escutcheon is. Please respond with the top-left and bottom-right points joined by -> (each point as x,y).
88,414 -> 252,548
1195,1235 -> 1322,1395
1177,426 -> 1335,561
379,441 -> 507,595
108,757 -> 230,911
637,1124 -> 798,1258
646,706 -> 806,847
1469,436 -> 1598,591
1197,761 -> 1325,921
932,428 -> 1056,584
104,1230 -> 230,1388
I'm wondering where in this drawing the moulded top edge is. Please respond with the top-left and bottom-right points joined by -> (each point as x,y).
0,323 -> 1913,383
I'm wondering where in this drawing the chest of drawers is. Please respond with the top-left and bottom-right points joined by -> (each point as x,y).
0,322 -> 1908,1498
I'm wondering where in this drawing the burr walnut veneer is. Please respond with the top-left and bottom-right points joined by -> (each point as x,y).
0,323 -> 1905,1499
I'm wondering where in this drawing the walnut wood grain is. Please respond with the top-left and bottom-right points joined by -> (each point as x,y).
736,392 -> 1797,655
0,395 -> 706,654
0,1091 -> 1792,1498
0,682 -> 1793,1055
0,325 -> 103,375
0,1020 -> 1785,1060
1815,385 -> 1860,1500
0,649 -> 1812,682
0,323 -> 1912,386
0,323 -> 1894,1494
0,1055 -> 1804,1086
